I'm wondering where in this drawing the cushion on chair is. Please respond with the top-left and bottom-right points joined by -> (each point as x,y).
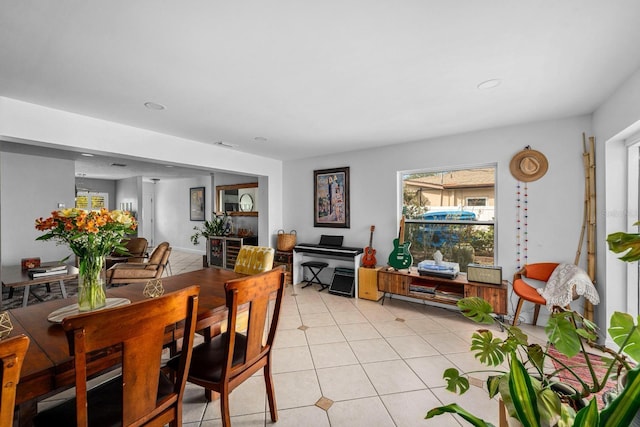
234,246 -> 274,275
523,263 -> 559,282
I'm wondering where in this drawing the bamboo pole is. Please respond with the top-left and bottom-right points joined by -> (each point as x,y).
575,143 -> 589,264
585,136 -> 596,321
576,133 -> 596,321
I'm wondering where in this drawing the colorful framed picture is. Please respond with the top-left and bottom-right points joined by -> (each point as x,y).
190,187 -> 205,221
314,167 -> 350,228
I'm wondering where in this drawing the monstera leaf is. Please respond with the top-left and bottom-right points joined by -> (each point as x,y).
607,226 -> 640,262
608,311 -> 640,363
457,297 -> 495,324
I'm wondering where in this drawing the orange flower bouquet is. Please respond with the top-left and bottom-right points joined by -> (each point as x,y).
35,208 -> 137,310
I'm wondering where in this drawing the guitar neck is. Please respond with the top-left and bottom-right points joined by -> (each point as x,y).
398,217 -> 405,244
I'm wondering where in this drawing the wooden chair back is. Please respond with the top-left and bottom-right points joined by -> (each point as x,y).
63,286 -> 198,426
0,334 -> 29,427
223,268 -> 284,381
179,268 -> 284,426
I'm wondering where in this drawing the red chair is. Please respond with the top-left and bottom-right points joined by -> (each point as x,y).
512,262 -> 559,326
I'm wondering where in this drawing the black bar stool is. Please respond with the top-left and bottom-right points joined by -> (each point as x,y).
301,261 -> 329,291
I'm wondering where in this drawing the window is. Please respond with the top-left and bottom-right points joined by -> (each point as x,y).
401,166 -> 496,272
466,197 -> 487,206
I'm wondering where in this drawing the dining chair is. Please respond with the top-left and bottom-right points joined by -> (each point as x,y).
223,245 -> 275,334
0,334 -> 30,427
233,245 -> 275,275
512,262 -> 559,326
169,267 -> 285,427
106,241 -> 171,286
33,285 -> 200,427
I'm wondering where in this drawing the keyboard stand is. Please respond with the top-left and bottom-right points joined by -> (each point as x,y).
301,261 -> 329,291
293,249 -> 363,298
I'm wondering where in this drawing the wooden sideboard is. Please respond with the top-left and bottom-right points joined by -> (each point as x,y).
377,268 -> 507,315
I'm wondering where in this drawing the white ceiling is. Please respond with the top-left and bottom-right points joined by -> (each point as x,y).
2,1 -> 640,176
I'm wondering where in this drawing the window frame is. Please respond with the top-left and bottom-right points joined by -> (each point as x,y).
399,164 -> 497,270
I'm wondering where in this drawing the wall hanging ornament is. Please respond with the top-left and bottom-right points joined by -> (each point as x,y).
515,181 -> 528,270
511,146 -> 546,269
509,146 -> 549,182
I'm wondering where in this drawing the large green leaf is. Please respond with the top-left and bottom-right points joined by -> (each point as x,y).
425,403 -> 495,426
470,330 -> 505,366
443,367 -> 470,394
536,386 -> 564,427
545,313 -> 582,357
526,344 -> 545,372
573,398 -> 599,427
508,358 -> 541,427
457,297 -> 495,324
607,230 -> 640,262
599,365 -> 640,426
608,311 -> 640,363
486,375 -> 502,398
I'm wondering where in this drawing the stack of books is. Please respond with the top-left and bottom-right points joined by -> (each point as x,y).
28,264 -> 68,278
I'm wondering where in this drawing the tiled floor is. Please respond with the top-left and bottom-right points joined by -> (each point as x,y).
42,250 -> 549,426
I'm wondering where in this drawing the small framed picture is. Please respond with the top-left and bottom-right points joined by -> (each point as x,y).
314,167 -> 350,228
190,187 -> 205,221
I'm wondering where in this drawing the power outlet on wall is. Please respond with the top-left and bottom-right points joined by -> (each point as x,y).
57,203 -> 65,208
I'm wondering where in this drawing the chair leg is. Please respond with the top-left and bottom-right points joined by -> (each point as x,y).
264,360 -> 278,422
512,298 -> 524,326
220,387 -> 231,427
532,304 -> 541,326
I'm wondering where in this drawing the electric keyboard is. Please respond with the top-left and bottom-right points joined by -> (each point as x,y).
294,243 -> 363,258
292,235 -> 365,292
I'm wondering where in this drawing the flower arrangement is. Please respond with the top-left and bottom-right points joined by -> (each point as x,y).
35,208 -> 137,310
190,212 -> 231,245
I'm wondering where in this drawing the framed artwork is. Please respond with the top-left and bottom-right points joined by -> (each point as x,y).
190,187 -> 205,221
314,167 -> 350,228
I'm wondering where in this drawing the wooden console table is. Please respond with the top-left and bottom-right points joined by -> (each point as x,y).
377,268 -> 507,315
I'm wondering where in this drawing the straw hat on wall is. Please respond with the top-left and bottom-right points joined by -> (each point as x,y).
510,147 -> 548,182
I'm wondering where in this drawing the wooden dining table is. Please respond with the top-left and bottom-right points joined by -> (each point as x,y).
6,267 -> 244,426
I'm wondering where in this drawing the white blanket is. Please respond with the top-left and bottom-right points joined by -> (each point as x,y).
537,263 -> 600,310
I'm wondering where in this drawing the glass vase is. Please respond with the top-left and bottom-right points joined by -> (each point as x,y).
77,254 -> 107,311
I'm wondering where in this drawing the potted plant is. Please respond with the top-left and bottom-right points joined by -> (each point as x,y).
190,212 -> 231,245
426,225 -> 640,426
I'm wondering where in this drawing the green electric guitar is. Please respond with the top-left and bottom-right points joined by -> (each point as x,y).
388,216 -> 413,270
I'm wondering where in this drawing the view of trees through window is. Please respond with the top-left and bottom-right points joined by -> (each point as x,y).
402,166 -> 496,272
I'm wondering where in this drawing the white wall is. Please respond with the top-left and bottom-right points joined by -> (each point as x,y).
154,177 -> 212,254
593,67 -> 640,337
0,152 -> 76,265
283,115 -> 592,323
0,97 -> 285,253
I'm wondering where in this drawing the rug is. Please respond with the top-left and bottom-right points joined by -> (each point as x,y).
1,279 -> 79,310
547,346 -> 619,410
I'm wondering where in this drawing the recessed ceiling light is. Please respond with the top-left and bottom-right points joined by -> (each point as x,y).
254,137 -> 268,143
477,79 -> 502,90
80,153 -> 94,157
165,165 -> 174,168
144,101 -> 166,110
